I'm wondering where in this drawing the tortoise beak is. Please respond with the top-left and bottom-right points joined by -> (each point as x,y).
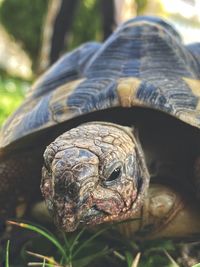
54,202 -> 105,232
81,205 -> 106,223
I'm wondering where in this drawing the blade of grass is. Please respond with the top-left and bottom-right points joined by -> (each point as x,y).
27,250 -> 61,266
28,263 -> 60,267
131,252 -> 141,267
73,246 -> 110,267
5,240 -> 10,267
113,250 -> 126,261
125,251 -> 134,267
72,227 -> 108,258
69,227 -> 85,253
60,232 -> 71,265
9,219 -> 57,241
63,228 -> 86,266
163,249 -> 180,267
7,221 -> 68,262
62,232 -> 70,249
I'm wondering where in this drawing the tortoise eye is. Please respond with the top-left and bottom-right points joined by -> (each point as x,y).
107,167 -> 122,183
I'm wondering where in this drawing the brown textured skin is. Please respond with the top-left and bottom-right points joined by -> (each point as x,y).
41,122 -> 149,231
0,149 -> 43,225
118,184 -> 200,238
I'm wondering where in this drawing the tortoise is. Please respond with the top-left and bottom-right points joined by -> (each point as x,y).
1,16 -> 200,239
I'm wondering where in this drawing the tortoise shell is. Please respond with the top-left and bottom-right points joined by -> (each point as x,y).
1,16 -> 200,149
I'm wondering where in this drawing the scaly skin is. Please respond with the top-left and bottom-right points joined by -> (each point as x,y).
118,184 -> 200,238
0,149 -> 43,228
41,121 -> 200,236
37,182 -> 200,238
41,122 -> 150,232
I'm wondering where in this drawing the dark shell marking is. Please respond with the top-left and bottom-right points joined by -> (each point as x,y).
1,16 -> 200,148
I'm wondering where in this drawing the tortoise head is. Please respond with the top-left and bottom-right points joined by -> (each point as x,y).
41,122 -> 150,232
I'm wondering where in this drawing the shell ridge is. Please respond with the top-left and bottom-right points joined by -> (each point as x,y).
28,42 -> 101,99
2,17 -> 200,149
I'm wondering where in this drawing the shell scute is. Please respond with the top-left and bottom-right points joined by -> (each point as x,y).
1,16 -> 200,148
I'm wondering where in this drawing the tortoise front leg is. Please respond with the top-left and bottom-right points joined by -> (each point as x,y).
0,151 -> 42,226
118,184 -> 200,239
0,155 -> 25,223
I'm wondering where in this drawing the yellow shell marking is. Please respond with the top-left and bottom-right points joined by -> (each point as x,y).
117,77 -> 142,107
175,77 -> 200,128
49,78 -> 85,122
183,77 -> 200,110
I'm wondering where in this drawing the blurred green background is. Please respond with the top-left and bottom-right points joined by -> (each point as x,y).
0,0 -> 105,125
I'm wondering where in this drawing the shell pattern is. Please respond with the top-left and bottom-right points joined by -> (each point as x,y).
1,16 -> 200,148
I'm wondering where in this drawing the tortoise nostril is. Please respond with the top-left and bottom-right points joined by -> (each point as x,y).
67,182 -> 80,200
55,179 -> 79,200
54,180 -> 66,197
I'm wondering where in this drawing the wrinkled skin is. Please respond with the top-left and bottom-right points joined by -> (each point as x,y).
41,122 -> 150,232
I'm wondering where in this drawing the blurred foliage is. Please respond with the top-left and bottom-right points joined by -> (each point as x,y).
0,0 -> 148,75
0,0 -> 48,70
0,0 -> 102,71
135,0 -> 148,14
68,0 -> 102,50
0,73 -> 29,126
0,0 -> 103,127
68,0 -> 148,47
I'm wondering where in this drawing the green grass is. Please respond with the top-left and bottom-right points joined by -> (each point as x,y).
5,221 -> 111,267
2,220 -> 188,267
0,75 -> 29,126
4,220 -> 199,267
5,240 -> 10,267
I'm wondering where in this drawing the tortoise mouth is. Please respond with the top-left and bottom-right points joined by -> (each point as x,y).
56,204 -> 107,232
79,206 -> 135,228
81,205 -> 108,224
52,188 -> 141,231
79,193 -> 141,228
55,186 -> 143,232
